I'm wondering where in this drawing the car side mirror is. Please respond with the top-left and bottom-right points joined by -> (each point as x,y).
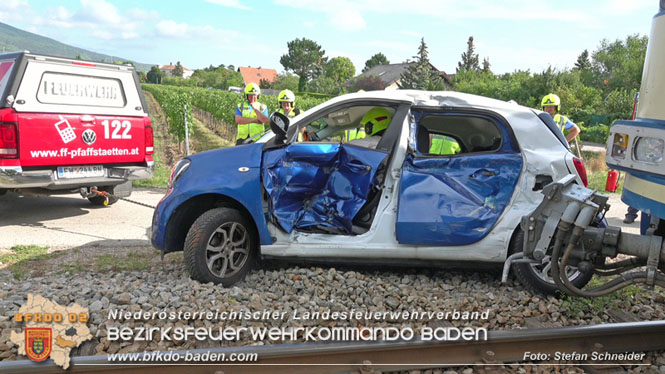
270,112 -> 290,143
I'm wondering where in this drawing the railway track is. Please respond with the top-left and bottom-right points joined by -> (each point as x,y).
2,321 -> 664,374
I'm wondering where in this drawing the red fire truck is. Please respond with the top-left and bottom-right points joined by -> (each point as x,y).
0,52 -> 154,206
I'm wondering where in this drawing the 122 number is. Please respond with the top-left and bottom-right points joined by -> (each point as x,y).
101,120 -> 131,139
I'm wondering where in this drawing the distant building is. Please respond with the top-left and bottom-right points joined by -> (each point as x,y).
160,63 -> 194,79
237,66 -> 278,86
356,63 -> 454,90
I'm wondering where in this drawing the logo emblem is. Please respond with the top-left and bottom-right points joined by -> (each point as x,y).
81,129 -> 97,145
55,116 -> 76,144
25,328 -> 52,362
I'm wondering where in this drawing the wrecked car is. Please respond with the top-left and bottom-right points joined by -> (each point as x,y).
151,90 -> 594,294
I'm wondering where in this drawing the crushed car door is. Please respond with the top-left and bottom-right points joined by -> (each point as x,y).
262,143 -> 388,234
396,110 -> 523,246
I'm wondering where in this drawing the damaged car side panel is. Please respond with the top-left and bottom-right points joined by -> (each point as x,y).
397,152 -> 523,245
262,143 -> 388,234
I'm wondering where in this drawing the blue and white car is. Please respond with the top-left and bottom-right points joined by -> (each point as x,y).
151,90 -> 592,294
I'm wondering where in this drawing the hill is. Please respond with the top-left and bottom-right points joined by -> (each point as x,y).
0,22 -> 152,72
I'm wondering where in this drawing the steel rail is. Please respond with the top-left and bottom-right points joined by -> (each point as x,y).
1,321 -> 664,374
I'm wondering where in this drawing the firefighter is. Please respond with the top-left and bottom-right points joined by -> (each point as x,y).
348,107 -> 392,149
276,89 -> 301,118
345,127 -> 366,142
429,134 -> 461,155
541,93 -> 580,143
235,82 -> 269,145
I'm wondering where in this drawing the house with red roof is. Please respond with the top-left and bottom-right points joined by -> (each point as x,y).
160,62 -> 194,79
237,66 -> 278,86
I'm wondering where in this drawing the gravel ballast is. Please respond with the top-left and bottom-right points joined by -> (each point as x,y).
1,246 -> 664,372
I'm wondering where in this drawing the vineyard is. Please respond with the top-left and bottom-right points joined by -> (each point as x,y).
142,84 -> 330,142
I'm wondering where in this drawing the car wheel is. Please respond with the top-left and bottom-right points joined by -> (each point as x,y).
88,187 -> 119,206
510,229 -> 592,296
184,207 -> 256,286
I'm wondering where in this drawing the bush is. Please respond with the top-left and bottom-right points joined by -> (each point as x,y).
579,122 -> 610,144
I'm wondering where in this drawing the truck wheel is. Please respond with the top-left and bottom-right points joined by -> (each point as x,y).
87,187 -> 119,206
184,207 -> 256,286
510,229 -> 592,296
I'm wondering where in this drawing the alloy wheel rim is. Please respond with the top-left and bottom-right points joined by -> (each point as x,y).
205,222 -> 249,278
529,255 -> 582,284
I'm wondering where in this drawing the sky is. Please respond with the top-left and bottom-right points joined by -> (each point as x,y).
0,0 -> 660,75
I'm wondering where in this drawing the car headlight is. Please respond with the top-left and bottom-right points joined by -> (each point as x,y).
169,158 -> 191,188
633,137 -> 664,164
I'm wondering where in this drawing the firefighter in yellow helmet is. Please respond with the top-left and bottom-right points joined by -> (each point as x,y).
276,89 -> 301,118
348,107 -> 392,149
541,93 -> 580,144
235,82 -> 269,145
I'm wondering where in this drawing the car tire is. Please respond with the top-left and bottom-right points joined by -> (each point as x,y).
87,187 -> 119,206
184,207 -> 256,286
510,229 -> 592,296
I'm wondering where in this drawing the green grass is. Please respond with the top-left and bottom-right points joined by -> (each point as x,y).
95,252 -> 151,272
586,169 -> 624,194
191,118 -> 233,151
0,245 -> 50,280
60,263 -> 86,274
560,276 -> 647,318
133,150 -> 170,188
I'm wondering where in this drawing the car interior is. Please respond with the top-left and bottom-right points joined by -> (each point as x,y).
295,105 -> 396,146
415,114 -> 503,156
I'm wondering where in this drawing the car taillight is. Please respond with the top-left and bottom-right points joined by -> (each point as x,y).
0,123 -> 18,158
144,119 -> 154,155
573,157 -> 588,187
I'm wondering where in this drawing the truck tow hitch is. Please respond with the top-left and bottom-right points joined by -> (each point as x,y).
79,186 -> 156,209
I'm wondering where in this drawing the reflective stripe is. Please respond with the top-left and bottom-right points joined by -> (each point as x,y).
237,102 -> 266,140
624,173 -> 665,204
553,113 -> 568,133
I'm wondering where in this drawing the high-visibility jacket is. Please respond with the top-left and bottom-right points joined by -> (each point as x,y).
345,127 -> 366,142
236,102 -> 268,140
429,134 -> 461,155
553,113 -> 575,138
277,107 -> 300,118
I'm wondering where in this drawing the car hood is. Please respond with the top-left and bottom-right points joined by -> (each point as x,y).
187,143 -> 265,169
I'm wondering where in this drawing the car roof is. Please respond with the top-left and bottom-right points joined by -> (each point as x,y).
312,89 -> 537,128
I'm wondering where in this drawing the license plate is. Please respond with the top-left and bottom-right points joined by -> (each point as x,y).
57,165 -> 105,179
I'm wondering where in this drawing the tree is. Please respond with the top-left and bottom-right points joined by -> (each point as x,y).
271,72 -> 300,91
280,38 -> 327,92
257,78 -> 269,89
190,67 -> 243,90
458,36 -> 480,72
398,38 -> 445,90
146,66 -> 164,84
351,75 -> 387,92
173,61 -> 184,78
574,49 -> 592,70
324,57 -> 355,83
592,34 -> 648,93
482,57 -> 491,73
363,53 -> 389,72
307,76 -> 345,95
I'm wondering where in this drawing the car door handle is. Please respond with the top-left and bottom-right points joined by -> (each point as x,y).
470,169 -> 497,178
